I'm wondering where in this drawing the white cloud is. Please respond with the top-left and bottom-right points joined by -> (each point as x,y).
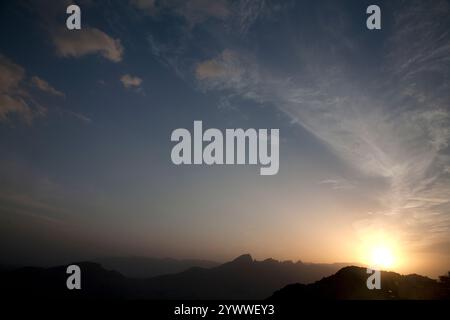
120,74 -> 143,89
0,94 -> 33,124
31,76 -> 65,97
53,27 -> 124,62
0,54 -> 25,92
196,50 -> 241,81
0,53 -> 88,125
120,74 -> 145,95
0,54 -> 35,123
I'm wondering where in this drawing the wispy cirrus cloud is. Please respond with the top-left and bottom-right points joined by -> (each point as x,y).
144,0 -> 270,80
150,2 -> 450,245
319,179 -> 356,190
131,0 -> 229,26
0,53 -> 93,125
0,54 -> 45,124
191,1 -> 450,253
31,76 -> 65,97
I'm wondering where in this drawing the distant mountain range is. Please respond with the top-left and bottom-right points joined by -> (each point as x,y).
1,254 -> 448,300
93,256 -> 219,278
132,254 -> 354,299
0,254 -> 354,299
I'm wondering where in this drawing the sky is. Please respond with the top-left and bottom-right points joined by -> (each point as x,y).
0,0 -> 449,278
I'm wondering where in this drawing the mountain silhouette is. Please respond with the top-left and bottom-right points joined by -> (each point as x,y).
0,262 -> 130,299
136,254 -> 358,299
93,256 -> 219,278
270,266 -> 450,300
0,254 -> 355,299
7,256 -> 449,300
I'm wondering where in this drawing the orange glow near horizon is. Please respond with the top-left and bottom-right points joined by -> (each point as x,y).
357,232 -> 404,271
371,246 -> 394,269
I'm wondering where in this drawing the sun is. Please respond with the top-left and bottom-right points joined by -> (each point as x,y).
357,232 -> 402,270
371,246 -> 394,269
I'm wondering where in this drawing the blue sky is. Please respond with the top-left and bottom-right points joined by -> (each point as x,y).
0,0 -> 449,277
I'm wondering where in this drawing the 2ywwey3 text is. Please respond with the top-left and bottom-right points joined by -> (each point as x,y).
174,304 -> 276,317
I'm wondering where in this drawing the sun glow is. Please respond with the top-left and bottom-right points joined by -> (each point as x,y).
371,246 -> 394,269
358,233 -> 402,270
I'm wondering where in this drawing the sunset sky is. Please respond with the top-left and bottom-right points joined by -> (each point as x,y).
0,0 -> 449,278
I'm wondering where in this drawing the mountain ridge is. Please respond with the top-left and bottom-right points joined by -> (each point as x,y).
7,254 -> 444,300
270,266 -> 450,300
